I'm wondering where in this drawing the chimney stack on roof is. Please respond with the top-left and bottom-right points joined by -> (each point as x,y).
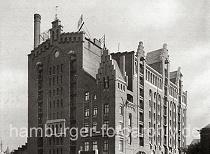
34,14 -> 41,49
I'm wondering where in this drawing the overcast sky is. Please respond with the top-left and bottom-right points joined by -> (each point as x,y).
0,0 -> 210,151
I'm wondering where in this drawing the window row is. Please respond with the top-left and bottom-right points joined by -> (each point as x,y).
48,112 -> 64,120
146,69 -> 163,89
117,82 -> 125,91
49,99 -> 64,108
48,148 -> 63,154
49,64 -> 64,75
49,88 -> 63,97
83,140 -> 108,152
49,75 -> 63,86
169,86 -> 178,98
84,104 -> 109,118
48,137 -> 64,145
84,92 -> 96,101
83,120 -> 110,133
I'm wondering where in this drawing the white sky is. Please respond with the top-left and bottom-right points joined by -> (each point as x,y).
0,0 -> 210,151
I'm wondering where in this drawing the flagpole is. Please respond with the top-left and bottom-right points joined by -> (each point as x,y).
78,22 -> 84,32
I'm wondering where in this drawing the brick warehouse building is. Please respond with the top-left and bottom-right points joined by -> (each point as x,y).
28,14 -> 187,154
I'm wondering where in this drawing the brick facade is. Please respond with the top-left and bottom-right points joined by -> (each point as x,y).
28,15 -> 187,154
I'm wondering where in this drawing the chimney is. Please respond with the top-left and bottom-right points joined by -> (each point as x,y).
34,14 -> 41,49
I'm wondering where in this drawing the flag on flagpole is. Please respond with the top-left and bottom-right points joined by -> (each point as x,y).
77,14 -> 84,31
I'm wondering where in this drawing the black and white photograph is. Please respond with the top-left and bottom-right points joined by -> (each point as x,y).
0,0 -> 210,154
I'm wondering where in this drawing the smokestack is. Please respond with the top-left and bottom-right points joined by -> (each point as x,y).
34,14 -> 41,49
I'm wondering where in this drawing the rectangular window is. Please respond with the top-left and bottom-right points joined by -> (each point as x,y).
93,94 -> 97,100
49,67 -> 52,75
104,104 -> 109,115
85,92 -> 90,101
84,142 -> 89,151
103,120 -> 109,130
139,137 -> 144,146
128,113 -> 132,127
129,133 -> 132,145
61,64 -> 64,72
60,99 -> 63,107
119,106 -> 123,115
57,76 -> 59,84
56,88 -> 59,95
139,124 -> 144,135
53,66 -> 55,74
84,123 -> 89,134
93,141 -> 98,150
119,140 -> 123,152
119,122 -> 123,133
93,107 -> 98,117
92,122 -> 97,133
103,140 -> 108,151
139,99 -> 144,109
60,75 -> 63,84
57,99 -> 59,108
139,112 -> 144,122
84,108 -> 89,117
53,77 -> 55,85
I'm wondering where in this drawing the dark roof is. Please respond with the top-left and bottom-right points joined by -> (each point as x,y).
203,124 -> 210,129
146,49 -> 163,64
170,71 -> 178,79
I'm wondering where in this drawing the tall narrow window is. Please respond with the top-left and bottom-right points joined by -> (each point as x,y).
139,112 -> 144,122
129,133 -> 132,144
53,66 -> 55,74
60,75 -> 63,84
104,104 -> 109,115
93,107 -> 98,117
49,67 -> 52,75
92,122 -> 97,133
139,137 -> 144,146
103,140 -> 108,152
84,142 -> 89,151
129,113 -> 132,127
85,92 -> 90,101
92,141 -> 98,150
119,140 -> 123,152
119,105 -> 123,115
61,64 -> 64,72
103,120 -> 109,130
84,108 -> 89,117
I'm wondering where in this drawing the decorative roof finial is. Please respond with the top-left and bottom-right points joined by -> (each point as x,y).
163,43 -> 167,50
